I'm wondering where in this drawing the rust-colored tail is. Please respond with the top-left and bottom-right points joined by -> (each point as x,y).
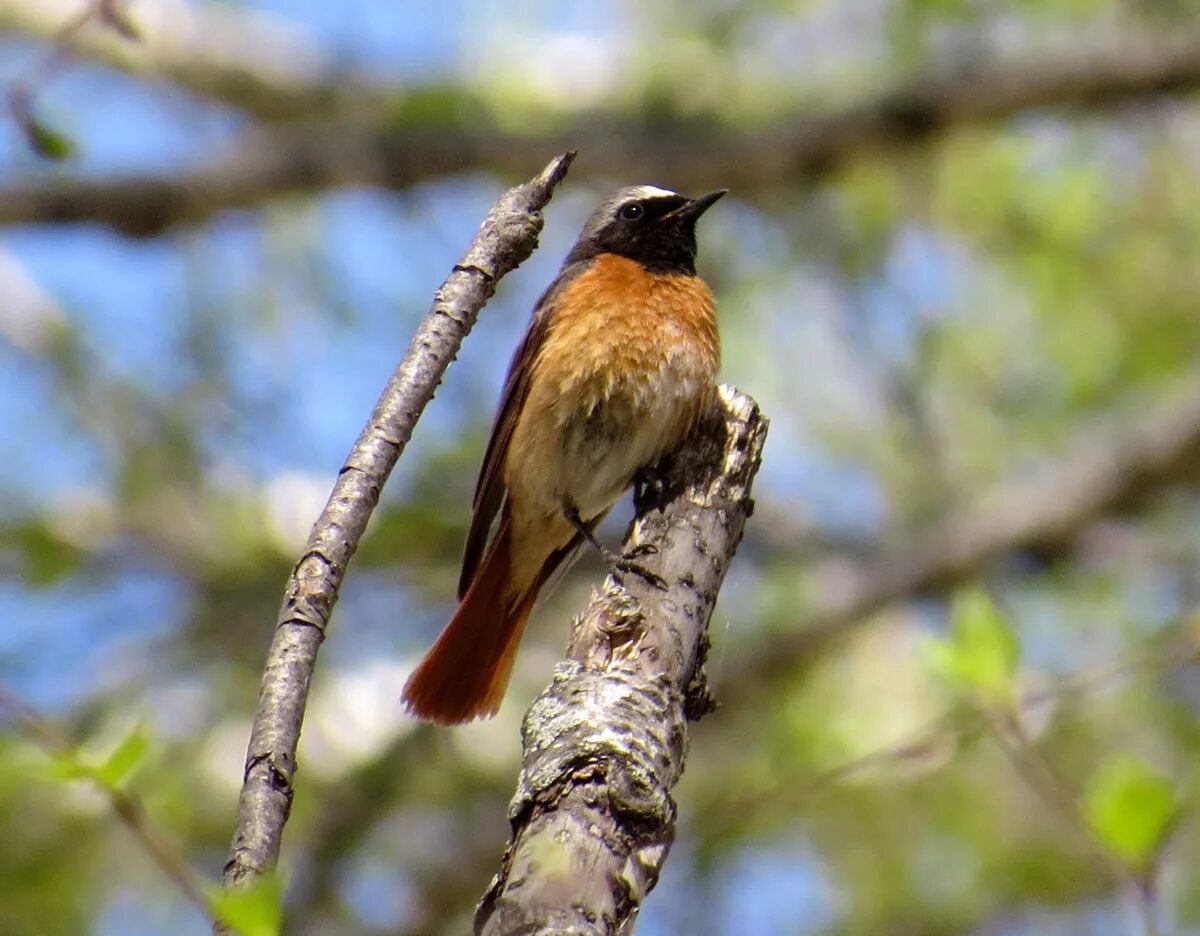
401,513 -> 536,724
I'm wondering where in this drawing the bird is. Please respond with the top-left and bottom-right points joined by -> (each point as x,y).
401,184 -> 726,724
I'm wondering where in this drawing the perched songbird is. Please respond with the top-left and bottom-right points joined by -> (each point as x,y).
402,184 -> 726,724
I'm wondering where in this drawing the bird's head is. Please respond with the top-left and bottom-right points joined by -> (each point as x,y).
565,185 -> 727,274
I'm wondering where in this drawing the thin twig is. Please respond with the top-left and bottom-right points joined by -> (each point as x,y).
7,0 -> 138,157
0,0 -> 377,121
984,705 -> 1160,935
708,625 -> 1200,833
722,375 -> 1200,699
216,153 -> 575,925
0,684 -> 219,925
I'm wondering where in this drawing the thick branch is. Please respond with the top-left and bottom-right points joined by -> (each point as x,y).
476,386 -> 767,936
5,36 -> 1200,233
0,0 -> 385,120
721,375 -> 1200,700
216,152 -> 575,915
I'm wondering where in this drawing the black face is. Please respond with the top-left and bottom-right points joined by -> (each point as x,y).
564,185 -> 726,274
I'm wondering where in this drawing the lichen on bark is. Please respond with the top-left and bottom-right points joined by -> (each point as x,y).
476,386 -> 768,936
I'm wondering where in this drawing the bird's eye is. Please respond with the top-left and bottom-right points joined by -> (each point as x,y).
618,203 -> 644,221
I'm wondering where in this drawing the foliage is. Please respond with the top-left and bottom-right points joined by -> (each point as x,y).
3,1 -> 1200,934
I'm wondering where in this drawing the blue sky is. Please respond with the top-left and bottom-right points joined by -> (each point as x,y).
0,4 -> 1110,934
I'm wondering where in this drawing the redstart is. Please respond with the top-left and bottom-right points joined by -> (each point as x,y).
402,184 -> 726,724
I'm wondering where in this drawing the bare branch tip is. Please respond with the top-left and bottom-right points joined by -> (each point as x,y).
717,384 -> 764,425
534,150 -> 577,194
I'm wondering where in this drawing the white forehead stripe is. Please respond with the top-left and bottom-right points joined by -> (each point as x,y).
627,185 -> 678,200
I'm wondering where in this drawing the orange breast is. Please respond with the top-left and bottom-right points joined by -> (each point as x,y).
503,253 -> 719,516
532,253 -> 720,402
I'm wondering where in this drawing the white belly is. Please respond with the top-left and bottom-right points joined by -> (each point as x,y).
513,352 -> 710,523
556,365 -> 706,517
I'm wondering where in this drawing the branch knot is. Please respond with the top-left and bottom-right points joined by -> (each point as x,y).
513,661 -> 686,827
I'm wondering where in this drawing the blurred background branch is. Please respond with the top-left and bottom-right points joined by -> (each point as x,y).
0,684 -> 221,926
0,0 -> 387,119
6,31 -> 1200,232
6,2 -> 1200,935
724,373 -> 1200,700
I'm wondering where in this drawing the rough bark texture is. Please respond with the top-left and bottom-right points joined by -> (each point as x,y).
7,36 -> 1200,233
217,153 -> 575,915
475,385 -> 767,936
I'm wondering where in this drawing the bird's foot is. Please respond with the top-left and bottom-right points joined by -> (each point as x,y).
633,464 -> 671,513
561,502 -> 667,590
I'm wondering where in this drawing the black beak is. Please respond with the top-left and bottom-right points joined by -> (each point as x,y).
664,189 -> 728,222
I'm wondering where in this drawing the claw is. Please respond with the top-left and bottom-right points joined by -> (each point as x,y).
560,502 -> 668,590
610,554 -> 668,591
632,464 -> 670,513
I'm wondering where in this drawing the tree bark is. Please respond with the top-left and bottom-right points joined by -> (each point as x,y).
475,385 -> 767,936
216,152 -> 575,922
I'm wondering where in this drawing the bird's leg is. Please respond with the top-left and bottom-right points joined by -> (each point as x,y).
561,502 -> 667,590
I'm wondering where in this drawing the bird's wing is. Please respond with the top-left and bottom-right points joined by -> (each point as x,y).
457,261 -> 589,598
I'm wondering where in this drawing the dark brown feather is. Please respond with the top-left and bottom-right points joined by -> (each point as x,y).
458,259 -> 593,598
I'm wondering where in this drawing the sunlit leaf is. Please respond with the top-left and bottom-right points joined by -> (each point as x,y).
210,875 -> 283,936
93,725 -> 149,790
925,588 -> 1019,702
45,752 -> 92,784
1085,756 -> 1177,870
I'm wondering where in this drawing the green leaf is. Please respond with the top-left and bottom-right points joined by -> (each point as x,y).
93,725 -> 149,790
41,725 -> 150,789
1085,756 -> 1177,870
210,876 -> 283,936
925,588 -> 1019,701
15,522 -> 82,585
45,751 -> 93,783
23,115 -> 75,161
